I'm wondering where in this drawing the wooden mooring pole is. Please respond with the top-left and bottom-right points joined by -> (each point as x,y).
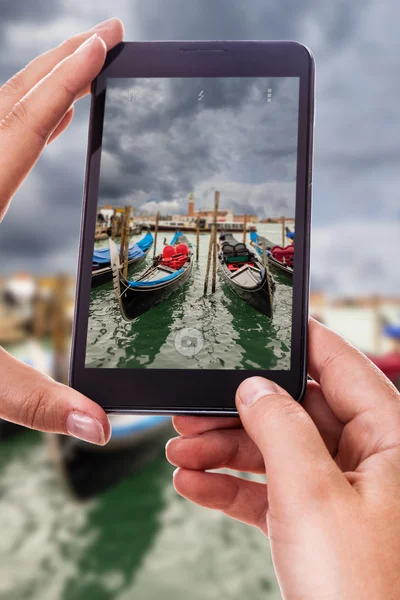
211,194 -> 220,293
204,190 -> 220,295
196,217 -> 200,262
153,211 -> 160,258
111,211 -> 117,240
281,216 -> 286,247
119,210 -> 126,264
119,206 -> 131,278
262,241 -> 273,317
243,214 -> 248,244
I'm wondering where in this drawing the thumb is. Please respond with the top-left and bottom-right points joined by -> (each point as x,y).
236,377 -> 346,506
0,347 -> 110,445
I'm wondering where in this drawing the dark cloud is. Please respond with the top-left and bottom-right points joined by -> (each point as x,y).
0,0 -> 398,299
97,76 -> 298,218
0,1 -> 64,82
133,0 -> 369,44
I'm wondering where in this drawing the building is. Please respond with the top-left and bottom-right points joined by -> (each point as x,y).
234,214 -> 258,224
131,193 -> 260,229
197,208 -> 234,222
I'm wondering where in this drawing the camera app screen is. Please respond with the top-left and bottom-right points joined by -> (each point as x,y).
85,77 -> 299,370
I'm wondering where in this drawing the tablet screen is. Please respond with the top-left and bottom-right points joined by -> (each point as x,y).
86,77 -> 299,370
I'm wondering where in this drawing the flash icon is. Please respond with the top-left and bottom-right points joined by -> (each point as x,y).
198,90 -> 204,101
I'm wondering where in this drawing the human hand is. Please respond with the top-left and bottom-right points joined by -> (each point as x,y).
167,319 -> 400,599
0,18 -> 124,444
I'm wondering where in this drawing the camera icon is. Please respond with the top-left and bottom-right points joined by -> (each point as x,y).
174,328 -> 204,357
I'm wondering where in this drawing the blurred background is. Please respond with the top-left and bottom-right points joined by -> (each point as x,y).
0,1 -> 399,599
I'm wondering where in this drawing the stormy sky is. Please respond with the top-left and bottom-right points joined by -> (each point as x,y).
99,76 -> 299,218
0,0 -> 399,297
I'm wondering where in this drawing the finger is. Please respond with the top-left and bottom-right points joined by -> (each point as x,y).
172,415 -> 241,436
302,380 -> 343,457
0,34 -> 107,220
236,377 -> 351,508
47,105 -> 74,144
308,318 -> 400,423
173,468 -> 268,535
166,427 -> 265,473
0,347 -> 110,444
0,18 -> 124,120
169,385 -> 343,474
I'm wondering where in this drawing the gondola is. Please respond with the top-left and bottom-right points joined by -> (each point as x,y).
48,416 -> 173,500
92,231 -> 153,288
110,232 -> 194,321
249,230 -> 294,278
218,233 -> 274,317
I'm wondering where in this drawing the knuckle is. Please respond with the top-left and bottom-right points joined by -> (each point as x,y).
8,99 -> 48,143
224,479 -> 241,513
0,69 -> 27,97
46,63 -> 78,107
56,78 -> 76,104
255,501 -> 268,533
18,386 -> 53,430
266,394 -> 305,422
10,99 -> 30,127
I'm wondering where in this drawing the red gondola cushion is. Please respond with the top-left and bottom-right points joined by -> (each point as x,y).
163,245 -> 175,259
175,243 -> 189,256
170,253 -> 187,269
271,245 -> 294,266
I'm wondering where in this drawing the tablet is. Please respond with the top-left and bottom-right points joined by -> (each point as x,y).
70,41 -> 314,415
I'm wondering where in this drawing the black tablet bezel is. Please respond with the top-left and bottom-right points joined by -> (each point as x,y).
70,41 -> 314,415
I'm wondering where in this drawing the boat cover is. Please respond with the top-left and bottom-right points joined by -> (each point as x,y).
250,231 -> 274,253
384,325 -> 400,340
250,231 -> 259,245
127,267 -> 184,288
93,232 -> 153,266
111,415 -> 170,439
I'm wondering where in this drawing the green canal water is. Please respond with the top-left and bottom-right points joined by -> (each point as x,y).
86,224 -> 293,370
0,431 -> 281,600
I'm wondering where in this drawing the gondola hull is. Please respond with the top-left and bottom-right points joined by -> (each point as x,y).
250,232 -> 293,279
267,255 -> 293,278
92,252 -> 147,288
217,233 -> 274,317
117,264 -> 193,321
110,238 -> 193,321
253,245 -> 293,278
218,259 -> 273,317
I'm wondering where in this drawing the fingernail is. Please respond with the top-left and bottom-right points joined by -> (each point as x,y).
75,34 -> 99,55
90,18 -> 119,32
66,411 -> 105,445
238,376 -> 280,406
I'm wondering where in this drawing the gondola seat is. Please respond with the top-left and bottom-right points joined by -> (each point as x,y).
175,243 -> 189,256
271,245 -> 294,267
169,243 -> 189,270
162,245 -> 175,265
222,243 -> 236,257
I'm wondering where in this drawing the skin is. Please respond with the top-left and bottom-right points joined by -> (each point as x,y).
0,18 -> 125,444
167,319 -> 400,599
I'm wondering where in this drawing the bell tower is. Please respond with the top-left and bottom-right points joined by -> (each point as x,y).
188,193 -> 195,217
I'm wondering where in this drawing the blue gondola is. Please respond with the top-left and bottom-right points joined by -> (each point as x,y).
110,232 -> 194,321
92,231 -> 153,288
